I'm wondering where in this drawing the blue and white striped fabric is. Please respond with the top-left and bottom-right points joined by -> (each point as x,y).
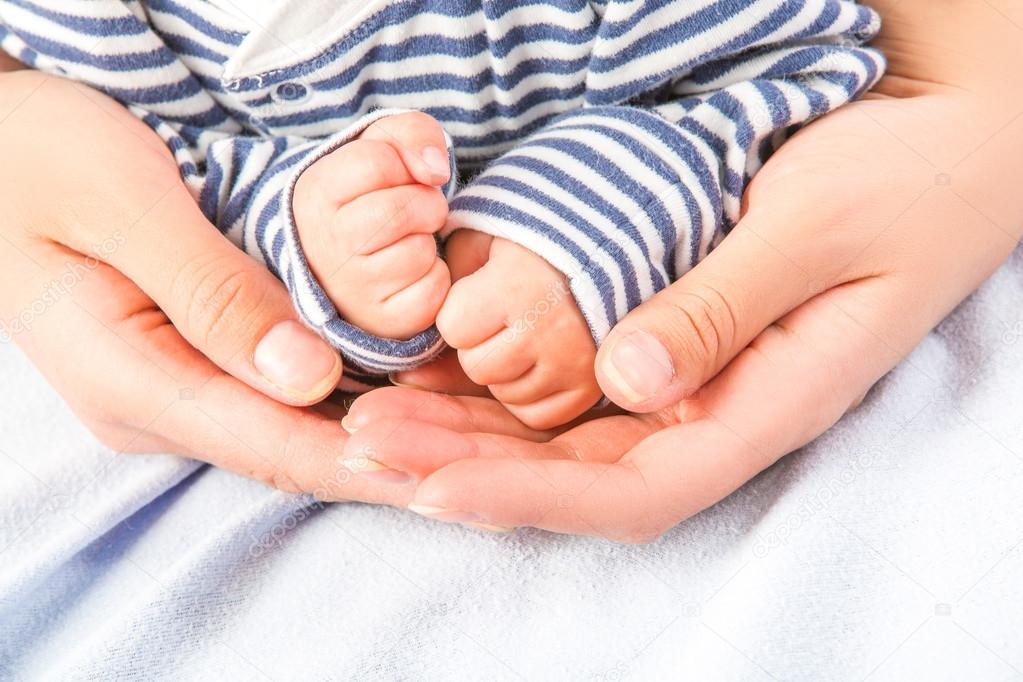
0,0 -> 884,390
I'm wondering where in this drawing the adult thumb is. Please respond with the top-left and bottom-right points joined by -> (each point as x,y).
595,221 -> 821,412
2,73 -> 344,407
102,183 -> 344,406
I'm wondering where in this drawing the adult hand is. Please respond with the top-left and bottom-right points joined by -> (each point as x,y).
0,72 -> 404,504
340,0 -> 1023,540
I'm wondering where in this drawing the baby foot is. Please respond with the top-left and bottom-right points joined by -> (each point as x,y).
292,112 -> 452,339
437,230 -> 601,430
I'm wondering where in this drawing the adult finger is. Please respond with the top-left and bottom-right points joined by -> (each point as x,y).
343,413 -> 655,508
409,277 -> 905,540
12,248 -> 413,507
340,417 -> 562,483
342,386 -> 550,440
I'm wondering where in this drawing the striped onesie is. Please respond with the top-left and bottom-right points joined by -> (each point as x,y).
0,0 -> 884,391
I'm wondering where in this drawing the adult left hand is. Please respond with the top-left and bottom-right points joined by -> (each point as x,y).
337,0 -> 1023,542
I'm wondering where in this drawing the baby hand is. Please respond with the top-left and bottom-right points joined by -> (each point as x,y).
293,112 -> 452,339
437,230 -> 602,429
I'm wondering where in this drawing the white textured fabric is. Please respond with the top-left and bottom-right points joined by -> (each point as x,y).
2,248 -> 1022,679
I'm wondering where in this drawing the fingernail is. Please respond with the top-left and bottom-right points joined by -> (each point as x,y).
420,146 -> 450,184
465,522 -> 514,533
253,320 -> 341,400
388,372 -> 411,387
407,504 -> 479,524
602,330 -> 675,404
339,457 -> 413,484
340,415 -> 359,433
388,372 -> 425,389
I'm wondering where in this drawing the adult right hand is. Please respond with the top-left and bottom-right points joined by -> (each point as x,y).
338,0 -> 1023,540
0,71 -> 401,504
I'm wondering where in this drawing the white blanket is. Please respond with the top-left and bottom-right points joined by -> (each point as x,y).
2,249 -> 1022,680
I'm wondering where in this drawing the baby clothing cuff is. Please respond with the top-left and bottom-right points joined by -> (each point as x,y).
443,105 -> 715,350
279,108 -> 458,374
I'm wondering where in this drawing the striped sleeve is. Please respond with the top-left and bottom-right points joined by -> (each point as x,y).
445,0 -> 885,345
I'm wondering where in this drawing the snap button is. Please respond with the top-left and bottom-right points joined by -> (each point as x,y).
271,81 -> 310,104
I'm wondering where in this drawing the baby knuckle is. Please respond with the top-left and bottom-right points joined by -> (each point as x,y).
351,194 -> 404,240
437,320 -> 470,350
374,110 -> 441,141
378,302 -> 432,340
349,139 -> 403,182
434,315 -> 459,347
400,234 -> 440,273
461,363 -> 489,386
380,194 -> 414,230
420,261 -> 451,310
518,408 -> 562,432
294,160 -> 332,210
422,189 -> 450,224
395,110 -> 438,130
435,290 -> 469,346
